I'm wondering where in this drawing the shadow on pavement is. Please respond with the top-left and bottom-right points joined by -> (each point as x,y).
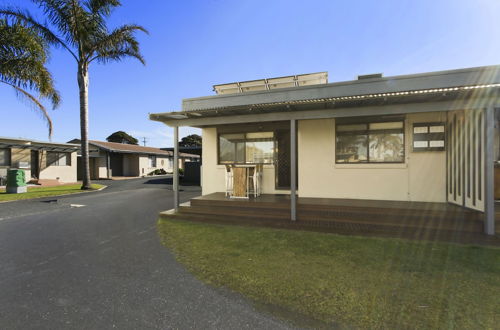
142,177 -> 200,187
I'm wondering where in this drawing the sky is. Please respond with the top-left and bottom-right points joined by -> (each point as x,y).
1,0 -> 499,147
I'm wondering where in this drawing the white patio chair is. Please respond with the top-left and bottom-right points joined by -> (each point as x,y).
247,165 -> 261,198
256,164 -> 263,196
224,165 -> 233,197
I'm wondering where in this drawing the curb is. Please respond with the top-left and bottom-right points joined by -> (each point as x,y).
0,185 -> 108,204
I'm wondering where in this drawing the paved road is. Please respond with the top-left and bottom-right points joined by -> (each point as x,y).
0,177 -> 293,329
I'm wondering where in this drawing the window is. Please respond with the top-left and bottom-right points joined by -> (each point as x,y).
412,123 -> 445,151
219,132 -> 274,164
0,148 -> 10,166
47,152 -> 70,166
336,120 -> 404,163
148,155 -> 157,168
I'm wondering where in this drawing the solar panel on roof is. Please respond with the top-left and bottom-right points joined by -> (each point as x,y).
213,72 -> 328,95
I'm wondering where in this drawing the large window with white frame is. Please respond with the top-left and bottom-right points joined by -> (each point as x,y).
336,120 -> 405,163
218,132 -> 274,164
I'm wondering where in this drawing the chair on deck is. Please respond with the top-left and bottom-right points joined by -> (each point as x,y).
257,164 -> 263,196
247,165 -> 263,198
224,164 -> 233,197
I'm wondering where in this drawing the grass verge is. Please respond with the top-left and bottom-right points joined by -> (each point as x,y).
158,218 -> 500,329
0,184 -> 104,202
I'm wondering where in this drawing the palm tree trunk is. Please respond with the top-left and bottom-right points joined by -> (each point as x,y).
78,63 -> 92,190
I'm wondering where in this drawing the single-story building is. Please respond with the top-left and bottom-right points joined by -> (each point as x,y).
69,139 -> 177,179
0,137 -> 79,184
150,66 -> 500,235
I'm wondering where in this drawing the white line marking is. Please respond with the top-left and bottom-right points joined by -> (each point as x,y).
70,204 -> 86,208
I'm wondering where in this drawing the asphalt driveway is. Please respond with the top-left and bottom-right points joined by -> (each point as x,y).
0,177 -> 293,329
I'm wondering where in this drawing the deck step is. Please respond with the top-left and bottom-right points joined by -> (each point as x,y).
183,203 -> 482,229
190,197 -> 481,222
177,204 -> 483,232
160,212 -> 499,246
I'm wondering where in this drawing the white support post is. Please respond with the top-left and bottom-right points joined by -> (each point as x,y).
290,119 -> 297,221
173,126 -> 179,212
107,152 -> 111,179
484,106 -> 495,235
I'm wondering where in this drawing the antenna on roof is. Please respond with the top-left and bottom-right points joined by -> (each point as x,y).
141,137 -> 147,146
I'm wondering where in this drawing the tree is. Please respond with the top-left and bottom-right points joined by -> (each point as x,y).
1,1 -> 147,189
106,131 -> 138,145
179,134 -> 202,147
0,19 -> 60,138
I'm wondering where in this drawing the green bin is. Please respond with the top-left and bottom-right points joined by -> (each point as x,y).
6,169 -> 27,194
7,169 -> 26,187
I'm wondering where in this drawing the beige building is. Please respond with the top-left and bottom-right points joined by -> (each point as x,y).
69,140 -> 176,179
0,137 -> 79,184
150,66 -> 500,235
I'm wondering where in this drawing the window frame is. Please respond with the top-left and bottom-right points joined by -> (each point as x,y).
148,155 -> 157,168
0,148 -> 11,167
46,152 -> 71,167
335,118 -> 406,164
412,122 -> 446,152
217,132 -> 275,165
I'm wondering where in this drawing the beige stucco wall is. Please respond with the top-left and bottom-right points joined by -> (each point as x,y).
123,154 -> 139,176
9,148 -> 32,180
298,112 -> 447,202
138,155 -> 171,176
407,112 -> 447,202
201,127 -> 289,196
201,111 -> 447,202
1,144 -> 78,183
39,151 -> 77,183
158,156 -> 171,172
92,152 -> 172,178
97,153 -> 108,179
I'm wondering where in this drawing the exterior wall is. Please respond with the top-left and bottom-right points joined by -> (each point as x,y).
201,112 -> 447,202
97,152 -> 108,179
298,112 -> 447,202
89,151 -> 172,178
138,155 -> 171,176
39,151 -> 77,183
202,127 -> 225,195
10,148 -> 32,180
123,154 -> 139,176
158,156 -> 171,172
407,112 -> 447,202
201,127 -> 289,195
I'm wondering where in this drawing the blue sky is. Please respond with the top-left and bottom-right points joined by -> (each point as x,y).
1,0 -> 499,147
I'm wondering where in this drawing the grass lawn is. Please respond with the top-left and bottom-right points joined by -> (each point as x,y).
0,184 -> 104,202
158,218 -> 500,329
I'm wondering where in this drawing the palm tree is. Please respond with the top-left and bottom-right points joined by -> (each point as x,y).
1,1 -> 147,189
0,19 -> 60,138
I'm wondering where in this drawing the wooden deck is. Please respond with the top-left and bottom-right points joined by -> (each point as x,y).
162,193 -> 500,245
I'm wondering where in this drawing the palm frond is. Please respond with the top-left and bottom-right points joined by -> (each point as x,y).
0,6 -> 77,60
84,0 -> 121,17
89,24 -> 147,65
86,24 -> 147,60
0,19 -> 61,108
2,80 -> 54,139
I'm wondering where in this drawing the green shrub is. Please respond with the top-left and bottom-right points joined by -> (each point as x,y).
148,168 -> 167,176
